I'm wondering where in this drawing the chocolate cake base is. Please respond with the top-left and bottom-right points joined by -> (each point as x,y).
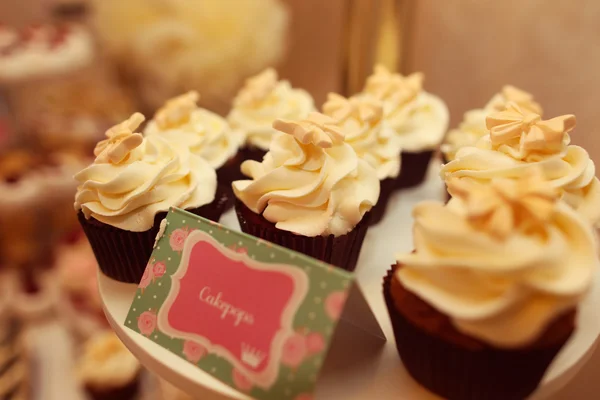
85,378 -> 140,400
235,199 -> 370,272
383,265 -> 575,400
395,150 -> 434,190
369,178 -> 395,225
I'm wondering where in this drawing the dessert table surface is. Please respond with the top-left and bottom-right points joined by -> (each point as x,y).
31,165 -> 600,400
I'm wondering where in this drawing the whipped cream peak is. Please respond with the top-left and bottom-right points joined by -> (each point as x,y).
323,93 -> 383,125
234,68 -> 279,107
94,113 -> 145,164
486,103 -> 575,160
154,91 -> 200,130
273,112 -> 345,148
364,64 -> 423,106
486,85 -> 543,115
448,169 -> 559,239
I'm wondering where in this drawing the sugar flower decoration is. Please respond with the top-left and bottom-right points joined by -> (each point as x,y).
273,112 -> 345,148
364,64 -> 423,106
322,93 -> 383,125
486,102 -> 576,159
154,91 -> 200,130
487,85 -> 543,114
233,68 -> 278,107
94,113 -> 145,164
448,169 -> 559,239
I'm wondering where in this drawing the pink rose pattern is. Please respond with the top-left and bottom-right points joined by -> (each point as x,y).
281,333 -> 308,368
138,263 -> 153,290
153,261 -> 167,278
325,291 -> 347,320
183,340 -> 206,363
137,310 -> 157,336
169,228 -> 190,252
295,394 -> 314,400
305,332 -> 325,355
232,368 -> 253,392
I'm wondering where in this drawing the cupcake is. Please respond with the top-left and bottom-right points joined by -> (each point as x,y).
75,113 -> 227,283
228,68 -> 315,161
56,235 -> 107,340
233,112 -> 380,271
441,85 -> 542,162
0,150 -> 48,268
362,65 -> 449,189
76,331 -> 142,400
144,91 -> 246,200
0,23 -> 94,83
442,103 -> 600,226
384,171 -> 598,400
7,268 -> 60,323
322,93 -> 401,224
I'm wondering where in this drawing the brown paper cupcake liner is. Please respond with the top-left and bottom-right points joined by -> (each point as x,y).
217,152 -> 245,210
235,199 -> 370,272
85,376 -> 140,400
79,188 -> 228,284
395,150 -> 434,190
241,145 -> 268,163
383,267 -> 573,400
441,153 -> 451,202
369,178 -> 395,225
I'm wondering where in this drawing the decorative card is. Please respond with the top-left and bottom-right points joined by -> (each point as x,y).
125,208 -> 384,400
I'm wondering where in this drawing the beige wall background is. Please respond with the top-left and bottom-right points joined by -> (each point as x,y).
407,0 -> 600,162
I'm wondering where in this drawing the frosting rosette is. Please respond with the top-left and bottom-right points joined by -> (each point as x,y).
323,93 -> 401,180
442,85 -> 542,161
144,91 -> 245,169
228,68 -> 315,151
75,113 -> 217,232
362,65 -> 449,152
442,104 -> 600,225
233,112 -> 380,237
396,172 -> 598,348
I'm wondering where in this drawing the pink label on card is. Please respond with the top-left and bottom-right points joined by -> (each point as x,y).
157,230 -> 309,388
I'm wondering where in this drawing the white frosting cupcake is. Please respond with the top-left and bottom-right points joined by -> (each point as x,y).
228,68 -> 315,151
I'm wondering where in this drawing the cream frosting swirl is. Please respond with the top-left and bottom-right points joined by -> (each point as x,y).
443,86 -> 542,161
233,112 -> 380,237
77,332 -> 141,389
396,173 -> 598,348
228,68 -> 315,151
74,113 -> 217,232
363,65 -> 449,152
145,91 -> 245,169
442,104 -> 600,226
323,93 -> 401,180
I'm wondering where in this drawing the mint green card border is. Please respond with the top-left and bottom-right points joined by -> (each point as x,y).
125,208 -> 353,400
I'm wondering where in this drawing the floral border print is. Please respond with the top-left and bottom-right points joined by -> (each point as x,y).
125,208 -> 354,400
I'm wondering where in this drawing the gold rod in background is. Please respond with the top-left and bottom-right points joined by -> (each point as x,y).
374,0 -> 399,72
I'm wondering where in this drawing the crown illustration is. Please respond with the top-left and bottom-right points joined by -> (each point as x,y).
241,343 -> 266,368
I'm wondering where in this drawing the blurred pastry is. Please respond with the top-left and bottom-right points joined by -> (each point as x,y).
56,234 -> 107,340
441,85 -> 542,162
77,331 -> 142,400
0,150 -> 48,268
6,268 -> 60,323
0,316 -> 29,399
228,68 -> 315,162
0,23 -> 94,83
362,65 -> 449,189
92,0 -> 289,113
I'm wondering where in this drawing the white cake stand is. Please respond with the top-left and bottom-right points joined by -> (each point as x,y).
99,169 -> 600,400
